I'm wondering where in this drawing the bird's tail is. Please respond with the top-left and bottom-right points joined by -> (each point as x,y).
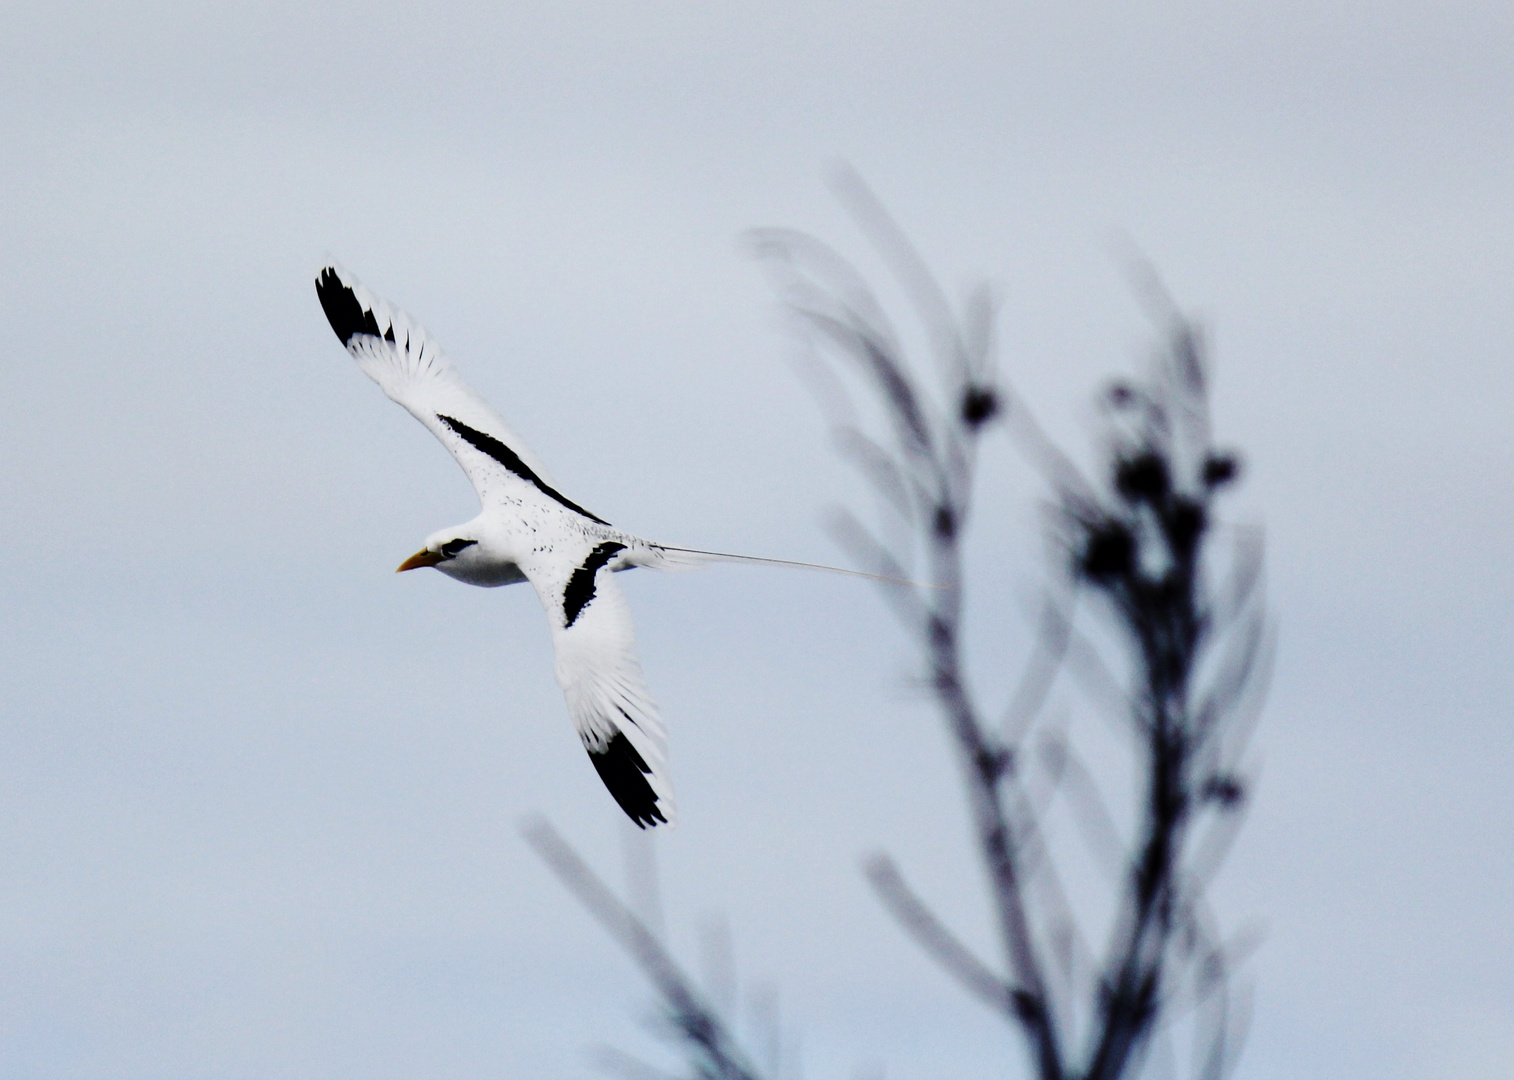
633,542 -> 933,588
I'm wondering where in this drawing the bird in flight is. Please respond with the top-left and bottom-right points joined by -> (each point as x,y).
315,263 -> 868,828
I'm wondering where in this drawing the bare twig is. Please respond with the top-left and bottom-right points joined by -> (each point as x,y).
757,198 -> 1265,1080
523,819 -> 767,1080
863,854 -> 1014,1013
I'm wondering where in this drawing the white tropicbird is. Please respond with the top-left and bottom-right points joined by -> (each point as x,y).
316,263 -> 868,828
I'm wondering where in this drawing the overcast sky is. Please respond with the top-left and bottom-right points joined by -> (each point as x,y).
1,2 -> 1511,1078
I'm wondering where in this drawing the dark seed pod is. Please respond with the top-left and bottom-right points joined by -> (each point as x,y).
1107,381 -> 1136,408
1203,453 -> 1240,488
960,385 -> 1000,427
1203,775 -> 1246,808
1115,452 -> 1170,504
1082,521 -> 1135,582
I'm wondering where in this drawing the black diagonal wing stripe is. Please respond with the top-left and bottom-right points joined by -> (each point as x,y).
562,541 -> 627,628
315,267 -> 382,346
436,414 -> 610,526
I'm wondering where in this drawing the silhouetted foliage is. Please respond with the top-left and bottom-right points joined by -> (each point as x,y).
530,176 -> 1269,1080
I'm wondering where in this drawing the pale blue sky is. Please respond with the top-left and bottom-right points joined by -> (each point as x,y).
1,2 -> 1511,1077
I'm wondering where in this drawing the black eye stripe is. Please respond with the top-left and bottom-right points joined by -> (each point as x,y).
440,538 -> 477,558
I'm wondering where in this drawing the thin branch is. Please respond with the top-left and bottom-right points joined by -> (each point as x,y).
823,509 -> 928,628
1038,734 -> 1128,883
863,853 -> 1015,1014
1001,592 -> 1075,745
829,165 -> 972,390
923,513 -> 1066,1080
524,819 -> 766,1080
593,1046 -> 685,1080
832,426 -> 917,522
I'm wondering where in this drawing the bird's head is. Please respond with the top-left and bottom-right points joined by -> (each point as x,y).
396,526 -> 525,587
397,530 -> 482,579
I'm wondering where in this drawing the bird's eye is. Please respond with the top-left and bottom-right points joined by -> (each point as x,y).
440,538 -> 477,558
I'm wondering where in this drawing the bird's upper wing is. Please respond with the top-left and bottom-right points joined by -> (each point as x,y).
315,264 -> 607,523
530,539 -> 675,828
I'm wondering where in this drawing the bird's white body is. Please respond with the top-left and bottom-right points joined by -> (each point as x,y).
317,263 -> 848,827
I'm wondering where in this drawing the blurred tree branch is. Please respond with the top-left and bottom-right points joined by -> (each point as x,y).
749,171 -> 1268,1080
523,819 -> 768,1080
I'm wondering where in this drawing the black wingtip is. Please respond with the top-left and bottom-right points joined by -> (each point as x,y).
588,731 -> 667,828
315,266 -> 381,346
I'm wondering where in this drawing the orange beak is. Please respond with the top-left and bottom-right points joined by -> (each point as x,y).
396,549 -> 445,572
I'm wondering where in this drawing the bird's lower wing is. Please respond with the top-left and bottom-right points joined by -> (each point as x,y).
538,543 -> 675,828
314,264 -> 607,523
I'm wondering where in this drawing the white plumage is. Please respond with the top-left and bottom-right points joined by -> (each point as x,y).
316,263 -> 859,827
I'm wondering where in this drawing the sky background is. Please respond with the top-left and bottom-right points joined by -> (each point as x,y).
1,2 -> 1511,1077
